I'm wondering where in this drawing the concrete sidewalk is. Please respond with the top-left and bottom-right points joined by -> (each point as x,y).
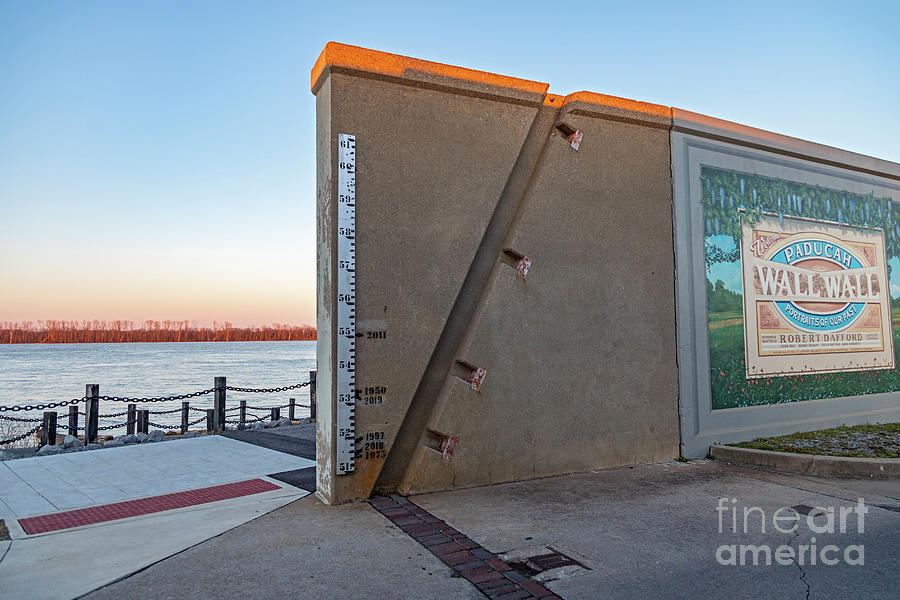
81,460 -> 900,600
0,434 -> 313,521
0,430 -> 316,600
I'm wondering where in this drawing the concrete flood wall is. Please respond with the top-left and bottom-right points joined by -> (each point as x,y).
313,43 -> 679,504
313,42 -> 900,503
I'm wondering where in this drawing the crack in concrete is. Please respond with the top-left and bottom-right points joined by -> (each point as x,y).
0,538 -> 10,568
787,530 -> 811,600
720,463 -> 898,515
3,461 -> 61,514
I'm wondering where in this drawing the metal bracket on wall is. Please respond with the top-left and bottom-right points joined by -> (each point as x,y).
555,122 -> 583,150
440,435 -> 459,461
466,367 -> 487,392
502,249 -> 533,279
424,429 -> 459,461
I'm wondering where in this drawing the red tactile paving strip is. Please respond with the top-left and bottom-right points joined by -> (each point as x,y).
370,495 -> 561,600
19,478 -> 281,535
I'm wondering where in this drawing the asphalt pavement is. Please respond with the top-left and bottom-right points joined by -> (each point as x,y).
81,452 -> 899,600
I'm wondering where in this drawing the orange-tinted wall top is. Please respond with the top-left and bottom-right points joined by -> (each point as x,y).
311,42 -> 549,96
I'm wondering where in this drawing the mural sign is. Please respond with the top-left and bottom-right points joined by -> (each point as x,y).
700,165 -> 899,410
741,216 -> 894,378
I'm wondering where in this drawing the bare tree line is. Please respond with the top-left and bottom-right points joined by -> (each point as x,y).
0,320 -> 316,344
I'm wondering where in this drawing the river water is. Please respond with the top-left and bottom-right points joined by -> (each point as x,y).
0,341 -> 316,438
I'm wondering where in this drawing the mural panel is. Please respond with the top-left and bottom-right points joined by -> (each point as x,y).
702,166 -> 900,409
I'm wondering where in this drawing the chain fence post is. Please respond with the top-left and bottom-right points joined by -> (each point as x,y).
214,376 -> 226,433
137,409 -> 149,434
271,407 -> 280,422
289,398 -> 295,421
239,400 -> 247,425
68,405 -> 78,438
41,412 -> 57,446
126,404 -> 136,435
85,384 -> 100,443
181,402 -> 190,434
205,409 -> 215,433
309,370 -> 316,422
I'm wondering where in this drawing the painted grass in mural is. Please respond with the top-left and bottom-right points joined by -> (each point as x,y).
703,166 -> 900,410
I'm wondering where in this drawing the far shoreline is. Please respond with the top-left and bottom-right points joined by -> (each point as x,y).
0,339 -> 316,345
1,322 -> 316,344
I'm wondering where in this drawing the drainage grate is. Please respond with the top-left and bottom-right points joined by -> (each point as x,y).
509,548 -> 590,575
791,504 -> 825,517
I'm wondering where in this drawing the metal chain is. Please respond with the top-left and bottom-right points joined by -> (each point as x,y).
224,382 -> 309,393
0,398 -> 84,413
98,421 -> 133,431
0,424 -> 41,445
147,407 -> 184,415
186,405 -> 259,413
0,380 -> 310,414
0,414 -> 45,423
226,413 -> 267,424
246,404 -> 310,411
171,416 -> 208,428
145,416 -> 206,429
98,411 -> 130,419
98,388 -> 217,403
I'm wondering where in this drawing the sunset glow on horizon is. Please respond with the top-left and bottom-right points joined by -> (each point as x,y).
2,227 -> 317,328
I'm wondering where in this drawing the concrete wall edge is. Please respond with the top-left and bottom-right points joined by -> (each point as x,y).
316,65 -> 546,107
558,92 -> 672,129
672,108 -> 900,181
311,42 -> 549,106
690,406 -> 900,458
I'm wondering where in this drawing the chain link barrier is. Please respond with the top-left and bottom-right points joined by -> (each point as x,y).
149,415 -> 206,430
0,424 -> 41,446
224,382 -> 310,393
0,398 -> 84,413
98,410 -> 130,419
0,381 -> 311,442
0,381 -> 309,412
0,414 -> 45,423
226,413 -> 267,424
98,419 -> 137,431
146,407 -> 184,415
97,388 -> 217,403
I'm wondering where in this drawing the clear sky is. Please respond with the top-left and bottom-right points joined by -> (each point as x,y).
2,0 -> 898,327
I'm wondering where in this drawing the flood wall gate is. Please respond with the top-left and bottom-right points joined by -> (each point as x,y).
313,42 -> 900,504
